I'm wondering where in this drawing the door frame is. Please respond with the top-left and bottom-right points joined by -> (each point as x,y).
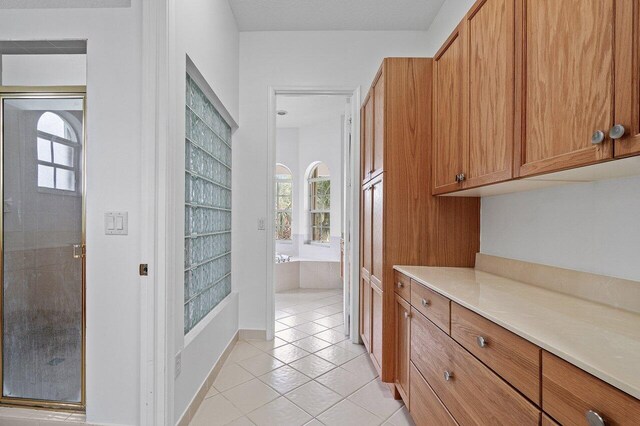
0,86 -> 87,411
266,86 -> 361,342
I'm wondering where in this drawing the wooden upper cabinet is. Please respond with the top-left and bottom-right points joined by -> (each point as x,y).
516,0 -> 615,177
373,74 -> 385,178
613,0 -> 640,158
362,95 -> 374,183
433,24 -> 467,195
370,177 -> 384,289
361,185 -> 372,276
464,0 -> 514,187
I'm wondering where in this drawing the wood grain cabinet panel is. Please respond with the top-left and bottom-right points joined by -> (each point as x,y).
411,309 -> 540,426
373,75 -> 385,178
542,351 -> 640,426
517,0 -> 615,177
410,362 -> 458,426
465,0 -> 514,187
411,282 -> 450,333
394,271 -> 411,301
433,24 -> 467,194
370,177 -> 384,289
362,95 -> 374,183
361,185 -> 372,277
613,0 -> 640,158
394,294 -> 411,404
451,302 -> 541,404
371,284 -> 384,371
542,414 -> 559,426
360,276 -> 371,352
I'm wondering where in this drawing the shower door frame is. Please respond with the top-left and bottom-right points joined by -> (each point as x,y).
0,86 -> 87,411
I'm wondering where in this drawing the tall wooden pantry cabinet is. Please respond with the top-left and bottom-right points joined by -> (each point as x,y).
359,58 -> 480,383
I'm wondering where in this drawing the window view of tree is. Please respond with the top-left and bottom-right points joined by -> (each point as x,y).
309,162 -> 330,243
275,164 -> 293,240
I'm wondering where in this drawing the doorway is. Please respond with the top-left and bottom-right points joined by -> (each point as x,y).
267,88 -> 360,345
0,88 -> 86,410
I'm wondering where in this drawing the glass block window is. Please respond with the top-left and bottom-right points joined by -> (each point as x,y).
275,164 -> 292,240
184,73 -> 232,334
308,162 -> 330,243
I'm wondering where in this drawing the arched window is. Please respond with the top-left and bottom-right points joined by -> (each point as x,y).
308,162 -> 330,243
275,164 -> 293,240
37,112 -> 79,191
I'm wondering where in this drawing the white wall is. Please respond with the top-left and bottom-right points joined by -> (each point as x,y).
0,5 -> 141,425
1,54 -> 87,86
481,176 -> 640,281
423,0 -> 475,55
172,0 -> 240,423
236,30 -> 430,331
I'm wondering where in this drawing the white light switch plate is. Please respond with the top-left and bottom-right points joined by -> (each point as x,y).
105,212 -> 128,235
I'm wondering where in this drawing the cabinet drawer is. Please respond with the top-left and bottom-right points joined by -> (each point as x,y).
542,352 -> 640,426
451,303 -> 540,404
411,283 -> 450,333
411,309 -> 540,425
394,271 -> 411,301
410,361 -> 458,426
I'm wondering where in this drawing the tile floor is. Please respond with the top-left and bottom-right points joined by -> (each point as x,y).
190,289 -> 415,426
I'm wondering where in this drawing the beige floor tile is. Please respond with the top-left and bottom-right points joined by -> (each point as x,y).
313,316 -> 342,329
259,365 -> 311,394
314,345 -> 359,365
303,420 -> 324,426
223,379 -> 280,414
268,344 -> 310,364
293,322 -> 328,335
275,321 -> 291,332
317,399 -> 382,426
246,338 -> 287,352
275,328 -> 310,343
333,340 -> 367,355
291,336 -> 332,353
385,406 -> 415,426
275,310 -> 292,320
213,363 -> 255,392
294,311 -> 325,321
227,342 -> 264,363
227,416 -> 256,426
314,329 -> 347,344
190,394 -> 243,426
341,354 -> 379,381
247,397 -> 312,426
238,353 -> 285,376
278,315 -> 311,327
285,381 -> 342,417
331,323 -> 346,334
315,367 -> 371,397
348,379 -> 403,419
288,354 -> 337,378
204,384 -> 219,399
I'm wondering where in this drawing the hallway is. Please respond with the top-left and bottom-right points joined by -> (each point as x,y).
190,289 -> 413,426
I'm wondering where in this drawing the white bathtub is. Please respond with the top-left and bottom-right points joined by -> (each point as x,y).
274,257 -> 341,292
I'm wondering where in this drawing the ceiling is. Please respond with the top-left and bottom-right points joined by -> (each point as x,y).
229,0 -> 446,31
276,95 -> 349,128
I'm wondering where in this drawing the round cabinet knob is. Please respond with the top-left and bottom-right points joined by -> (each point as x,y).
476,335 -> 487,348
592,130 -> 605,145
609,124 -> 626,140
443,371 -> 453,381
585,410 -> 606,426
421,299 -> 430,307
397,282 -> 404,289
404,312 -> 410,319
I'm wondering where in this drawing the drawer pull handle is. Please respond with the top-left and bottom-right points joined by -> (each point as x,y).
585,410 -> 605,426
476,336 -> 487,348
421,299 -> 430,307
443,371 -> 453,381
397,282 -> 404,288
404,312 -> 411,319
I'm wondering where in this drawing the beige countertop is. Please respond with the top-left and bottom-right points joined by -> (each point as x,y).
394,265 -> 640,400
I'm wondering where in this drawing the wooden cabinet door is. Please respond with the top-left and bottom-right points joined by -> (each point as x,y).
433,23 -> 467,194
613,0 -> 640,157
361,185 -> 372,277
464,0 -> 514,187
370,177 -> 384,289
395,294 -> 411,404
360,276 -> 371,351
362,95 -> 374,183
371,283 -> 383,371
372,73 -> 385,178
517,0 -> 615,177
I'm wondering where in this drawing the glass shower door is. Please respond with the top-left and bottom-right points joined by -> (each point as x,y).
0,93 -> 85,408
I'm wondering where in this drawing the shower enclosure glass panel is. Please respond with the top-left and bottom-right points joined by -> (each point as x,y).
1,95 -> 84,406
